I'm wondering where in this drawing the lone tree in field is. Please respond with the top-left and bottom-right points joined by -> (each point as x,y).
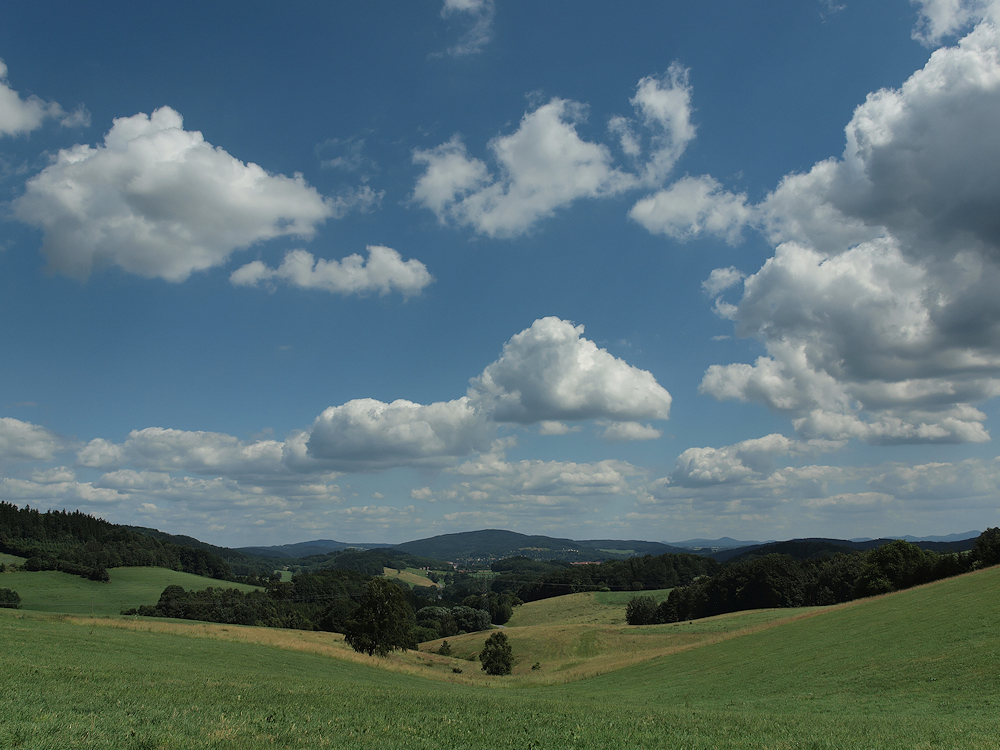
479,631 -> 513,675
344,577 -> 417,657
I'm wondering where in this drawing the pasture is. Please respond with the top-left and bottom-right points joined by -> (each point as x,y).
1,566 -> 998,747
0,566 -> 258,616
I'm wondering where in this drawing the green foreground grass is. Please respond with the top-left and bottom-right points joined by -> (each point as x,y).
3,567 -> 1000,748
0,566 -> 257,615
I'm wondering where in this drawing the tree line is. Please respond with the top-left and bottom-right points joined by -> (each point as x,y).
627,529 -> 1000,624
123,567 -> 508,644
123,567 -> 371,631
489,552 -> 720,602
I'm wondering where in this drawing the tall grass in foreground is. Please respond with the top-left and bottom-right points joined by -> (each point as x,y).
2,567 -> 1000,748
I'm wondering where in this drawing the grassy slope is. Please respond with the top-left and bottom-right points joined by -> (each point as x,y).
382,566 -> 439,588
1,567 -> 999,747
430,597 -> 824,683
0,566 -> 258,615
506,588 -> 673,628
0,552 -> 27,566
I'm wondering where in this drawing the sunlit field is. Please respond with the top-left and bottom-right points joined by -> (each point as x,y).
2,566 -> 999,747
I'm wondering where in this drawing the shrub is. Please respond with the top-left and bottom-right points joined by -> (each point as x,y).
626,595 -> 659,625
0,588 -> 21,609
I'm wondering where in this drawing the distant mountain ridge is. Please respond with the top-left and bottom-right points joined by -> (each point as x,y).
237,539 -> 387,559
235,528 -> 985,566
713,534 -> 981,564
391,529 -> 689,563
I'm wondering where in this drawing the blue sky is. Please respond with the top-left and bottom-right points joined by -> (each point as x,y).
2,0 -> 1000,546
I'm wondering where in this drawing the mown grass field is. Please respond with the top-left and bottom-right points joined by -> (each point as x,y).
2,567 -> 999,748
0,552 -> 27,567
505,588 -> 673,628
0,566 -> 258,615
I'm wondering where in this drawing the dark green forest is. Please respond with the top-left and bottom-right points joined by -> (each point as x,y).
490,552 -> 720,601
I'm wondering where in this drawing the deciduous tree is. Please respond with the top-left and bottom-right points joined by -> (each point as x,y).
479,631 -> 512,675
344,577 -> 417,657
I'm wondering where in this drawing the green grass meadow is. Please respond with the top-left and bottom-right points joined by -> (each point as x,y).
2,567 -> 1000,747
0,566 -> 258,615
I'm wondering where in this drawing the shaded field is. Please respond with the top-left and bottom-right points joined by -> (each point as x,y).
1,567 -> 258,615
0,552 -> 26,567
1,567 -> 999,747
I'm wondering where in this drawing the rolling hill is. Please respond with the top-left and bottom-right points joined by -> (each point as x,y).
2,564 -> 998,747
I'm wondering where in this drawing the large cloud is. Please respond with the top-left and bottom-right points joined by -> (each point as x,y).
307,317 -> 671,467
702,10 -> 1000,444
411,68 -> 695,238
470,317 -> 672,424
14,106 -> 333,281
307,397 -> 490,470
230,245 -> 433,297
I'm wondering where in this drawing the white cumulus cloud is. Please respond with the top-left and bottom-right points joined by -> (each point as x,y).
304,317 -> 671,469
0,417 -> 63,461
470,317 -> 672,424
630,175 -> 750,244
307,397 -> 491,470
702,14 -> 1000,444
412,68 -> 697,238
0,58 -> 83,136
601,421 -> 663,442
230,245 -> 433,297
14,106 -> 333,281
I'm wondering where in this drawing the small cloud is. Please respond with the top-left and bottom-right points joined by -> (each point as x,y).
702,266 -> 746,296
539,421 -> 581,436
230,245 -> 433,298
601,421 -> 663,442
441,0 -> 495,56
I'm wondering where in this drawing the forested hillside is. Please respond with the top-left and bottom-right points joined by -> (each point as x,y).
0,502 -> 236,582
627,529 -> 1000,624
